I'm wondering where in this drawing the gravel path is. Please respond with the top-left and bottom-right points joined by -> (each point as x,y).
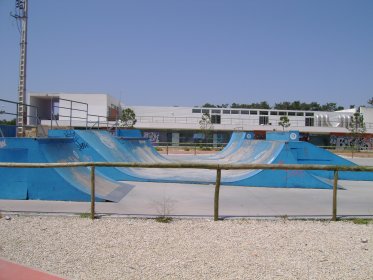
0,216 -> 372,280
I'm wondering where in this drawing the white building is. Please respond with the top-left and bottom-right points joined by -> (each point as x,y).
27,92 -> 373,147
28,92 -> 123,128
130,105 -> 370,134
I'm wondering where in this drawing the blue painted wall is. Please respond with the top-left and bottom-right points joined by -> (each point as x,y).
116,129 -> 142,138
266,131 -> 299,141
0,125 -> 16,137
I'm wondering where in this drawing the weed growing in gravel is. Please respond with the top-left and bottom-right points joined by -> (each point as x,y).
155,216 -> 173,223
151,195 -> 175,223
348,218 -> 373,225
280,214 -> 288,222
0,213 -> 3,219
79,213 -> 90,218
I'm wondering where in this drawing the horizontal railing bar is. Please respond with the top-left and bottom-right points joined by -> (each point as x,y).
0,98 -> 39,108
0,162 -> 372,172
56,106 -> 87,112
58,98 -> 88,106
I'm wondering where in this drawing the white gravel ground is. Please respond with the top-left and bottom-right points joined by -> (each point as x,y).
0,216 -> 372,280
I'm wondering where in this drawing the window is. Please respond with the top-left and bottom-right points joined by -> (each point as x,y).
250,110 -> 258,115
278,111 -> 286,116
223,110 -> 230,114
211,115 -> 221,124
259,116 -> 269,125
211,109 -> 221,114
296,112 -> 304,116
202,109 -> 210,114
270,111 -> 278,115
192,109 -> 201,113
231,110 -> 239,114
241,110 -> 250,115
306,112 -> 314,116
288,112 -> 296,116
305,117 -> 314,126
260,111 -> 269,115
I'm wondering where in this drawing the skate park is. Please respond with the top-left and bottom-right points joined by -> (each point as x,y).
2,2 -> 373,279
1,129 -> 373,218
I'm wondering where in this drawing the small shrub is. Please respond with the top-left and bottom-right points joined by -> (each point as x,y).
155,147 -> 163,151
183,147 -> 190,151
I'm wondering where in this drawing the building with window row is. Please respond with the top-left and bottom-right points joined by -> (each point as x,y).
28,92 -> 373,148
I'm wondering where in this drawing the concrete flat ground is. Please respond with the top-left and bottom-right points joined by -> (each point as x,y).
1,179 -> 372,218
1,157 -> 372,218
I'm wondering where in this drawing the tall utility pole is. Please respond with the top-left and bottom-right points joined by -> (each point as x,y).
12,0 -> 28,137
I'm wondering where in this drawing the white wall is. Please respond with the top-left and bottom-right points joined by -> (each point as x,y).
131,105 -> 367,133
360,107 -> 373,129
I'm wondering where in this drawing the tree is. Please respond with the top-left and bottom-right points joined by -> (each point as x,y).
368,97 -> 373,106
201,103 -> 217,108
230,101 -> 270,109
199,113 -> 213,143
278,116 -> 290,131
321,103 -> 339,112
119,108 -> 137,128
347,112 -> 366,157
274,102 -> 291,110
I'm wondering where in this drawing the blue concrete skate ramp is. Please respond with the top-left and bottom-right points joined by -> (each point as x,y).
49,130 -> 333,189
288,141 -> 373,181
0,137 -> 134,201
2,130 -> 370,201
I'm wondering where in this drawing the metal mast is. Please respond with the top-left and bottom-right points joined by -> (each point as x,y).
12,0 -> 28,137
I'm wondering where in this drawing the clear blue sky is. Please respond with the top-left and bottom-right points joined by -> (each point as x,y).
1,0 -> 372,109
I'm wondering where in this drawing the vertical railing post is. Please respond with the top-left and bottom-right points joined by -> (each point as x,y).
49,98 -> 52,129
90,165 -> 96,220
85,104 -> 88,130
214,167 -> 222,221
166,143 -> 169,155
70,101 -> 72,128
332,169 -> 339,221
194,144 -> 197,155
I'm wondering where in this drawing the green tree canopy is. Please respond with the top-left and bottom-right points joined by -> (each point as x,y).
200,101 -> 344,111
119,108 -> 137,128
348,112 -> 366,156
199,113 -> 213,142
0,119 -> 16,125
278,116 -> 290,131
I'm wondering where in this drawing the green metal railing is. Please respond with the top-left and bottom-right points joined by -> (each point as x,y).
0,162 -> 372,221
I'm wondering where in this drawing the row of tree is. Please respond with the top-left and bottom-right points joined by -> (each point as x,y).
0,119 -> 16,125
200,101 -> 346,111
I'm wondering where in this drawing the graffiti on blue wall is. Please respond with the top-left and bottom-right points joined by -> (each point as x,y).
330,135 -> 373,150
64,130 -> 88,151
144,131 -> 159,143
